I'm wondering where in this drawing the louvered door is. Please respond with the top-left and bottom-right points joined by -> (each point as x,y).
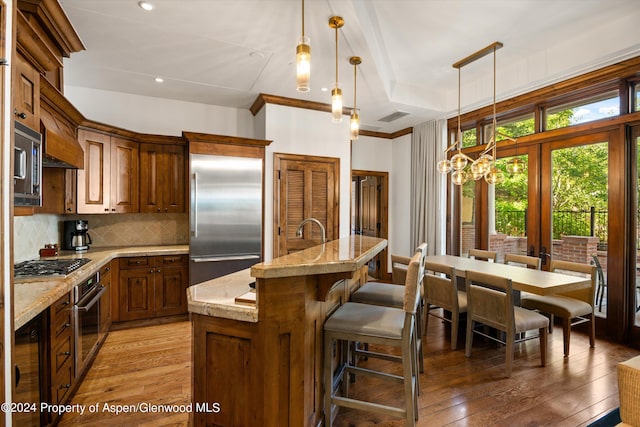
274,154 -> 340,257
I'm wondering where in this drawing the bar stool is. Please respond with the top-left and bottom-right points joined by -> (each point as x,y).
349,243 -> 427,372
323,252 -> 423,426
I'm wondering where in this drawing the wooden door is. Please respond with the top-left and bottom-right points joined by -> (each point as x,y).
161,144 -> 185,213
140,143 -> 185,213
274,154 -> 340,257
13,54 -> 40,129
155,265 -> 188,316
360,176 -> 380,277
118,268 -> 155,321
77,129 -> 111,213
110,136 -> 139,213
139,143 -> 161,213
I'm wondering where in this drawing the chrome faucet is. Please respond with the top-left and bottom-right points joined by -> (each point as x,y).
295,218 -> 326,244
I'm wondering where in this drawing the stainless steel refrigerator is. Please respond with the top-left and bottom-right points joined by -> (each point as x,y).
189,153 -> 263,286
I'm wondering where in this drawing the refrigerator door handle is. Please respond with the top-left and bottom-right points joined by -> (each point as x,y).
191,172 -> 198,238
192,255 -> 261,263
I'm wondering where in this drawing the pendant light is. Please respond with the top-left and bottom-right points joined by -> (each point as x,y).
349,56 -> 361,140
484,44 -> 505,185
438,42 -> 517,186
296,0 -> 310,92
329,16 -> 344,123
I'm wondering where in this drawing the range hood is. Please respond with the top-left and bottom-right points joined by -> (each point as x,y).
40,108 -> 84,169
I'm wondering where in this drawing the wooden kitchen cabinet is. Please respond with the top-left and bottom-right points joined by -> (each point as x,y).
13,54 -> 40,130
77,128 -> 139,214
48,292 -> 75,422
118,255 -> 188,322
139,143 -> 186,213
99,261 -> 112,335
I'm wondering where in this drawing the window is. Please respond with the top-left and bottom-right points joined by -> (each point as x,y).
634,82 -> 640,112
483,113 -> 535,144
546,90 -> 619,131
461,128 -> 477,148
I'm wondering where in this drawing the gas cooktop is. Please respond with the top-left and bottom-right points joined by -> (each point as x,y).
14,258 -> 91,278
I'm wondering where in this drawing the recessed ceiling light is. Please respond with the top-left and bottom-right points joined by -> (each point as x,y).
154,77 -> 164,83
138,1 -> 154,11
321,87 -> 328,92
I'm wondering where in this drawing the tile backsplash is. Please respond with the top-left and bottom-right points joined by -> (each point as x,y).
14,213 -> 188,263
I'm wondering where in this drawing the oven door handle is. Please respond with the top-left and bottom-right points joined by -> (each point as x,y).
75,286 -> 106,312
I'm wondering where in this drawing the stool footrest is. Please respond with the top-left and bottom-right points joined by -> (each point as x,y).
345,365 -> 404,383
331,395 -> 406,417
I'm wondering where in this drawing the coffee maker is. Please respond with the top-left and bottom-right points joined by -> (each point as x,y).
63,220 -> 92,252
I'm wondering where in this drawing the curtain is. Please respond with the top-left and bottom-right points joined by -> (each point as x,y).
410,120 -> 447,256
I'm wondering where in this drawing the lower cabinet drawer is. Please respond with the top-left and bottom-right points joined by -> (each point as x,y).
52,362 -> 73,404
53,334 -> 73,373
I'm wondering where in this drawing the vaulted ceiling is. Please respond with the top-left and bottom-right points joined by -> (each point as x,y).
60,0 -> 640,134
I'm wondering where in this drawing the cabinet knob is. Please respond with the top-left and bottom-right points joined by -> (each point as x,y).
60,351 -> 71,356
111,208 -> 116,212
157,269 -> 161,273
104,208 -> 109,212
157,208 -> 161,212
63,323 -> 70,329
150,269 -> 154,274
67,208 -> 72,212
61,301 -> 70,306
164,208 -> 168,212
59,384 -> 71,389
14,109 -> 27,119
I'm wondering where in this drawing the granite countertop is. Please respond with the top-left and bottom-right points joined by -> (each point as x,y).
14,245 -> 188,330
187,268 -> 258,323
188,235 -> 387,323
251,235 -> 387,279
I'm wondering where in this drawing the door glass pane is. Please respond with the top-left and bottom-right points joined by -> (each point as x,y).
461,179 -> 476,256
551,142 -> 609,318
492,154 -> 528,263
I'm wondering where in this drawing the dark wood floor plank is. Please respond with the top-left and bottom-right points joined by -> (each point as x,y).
58,315 -> 637,426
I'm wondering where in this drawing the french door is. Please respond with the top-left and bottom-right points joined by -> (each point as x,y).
486,129 -> 630,341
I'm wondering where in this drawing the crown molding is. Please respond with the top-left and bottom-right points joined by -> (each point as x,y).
250,94 -> 412,140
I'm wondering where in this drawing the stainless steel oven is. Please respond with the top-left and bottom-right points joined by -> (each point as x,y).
73,271 -> 106,377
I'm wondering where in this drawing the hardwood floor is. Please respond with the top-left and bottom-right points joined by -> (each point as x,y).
59,316 -> 637,426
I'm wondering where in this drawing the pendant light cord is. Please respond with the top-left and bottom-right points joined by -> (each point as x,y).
301,0 -> 305,37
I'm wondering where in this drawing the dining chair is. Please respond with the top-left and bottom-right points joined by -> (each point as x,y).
350,243 -> 427,372
391,254 -> 412,285
323,252 -> 423,426
468,248 -> 497,262
504,253 -> 541,270
464,270 -> 548,377
424,262 -> 467,350
593,254 -> 640,313
520,259 -> 596,357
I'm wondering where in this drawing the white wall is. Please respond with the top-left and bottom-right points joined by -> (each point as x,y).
64,86 -> 256,138
390,134 -> 412,257
262,104 -> 352,261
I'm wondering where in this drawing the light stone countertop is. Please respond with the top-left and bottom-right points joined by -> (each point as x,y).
187,235 -> 387,323
187,268 -> 258,323
14,245 -> 188,330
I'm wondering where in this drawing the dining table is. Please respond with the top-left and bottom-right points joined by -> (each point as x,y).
424,254 -> 591,296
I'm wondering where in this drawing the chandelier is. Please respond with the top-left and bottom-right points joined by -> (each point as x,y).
438,42 -> 518,186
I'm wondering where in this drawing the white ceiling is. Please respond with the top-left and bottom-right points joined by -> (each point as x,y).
59,0 -> 640,134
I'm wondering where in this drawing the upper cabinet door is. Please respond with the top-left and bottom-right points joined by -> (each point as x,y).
77,129 -> 139,214
140,143 -> 185,213
110,136 -> 139,213
77,129 -> 111,214
13,55 -> 40,130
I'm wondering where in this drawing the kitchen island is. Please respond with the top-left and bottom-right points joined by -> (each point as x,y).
188,235 -> 387,427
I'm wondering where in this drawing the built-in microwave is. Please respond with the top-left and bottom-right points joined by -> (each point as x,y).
14,121 -> 42,207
